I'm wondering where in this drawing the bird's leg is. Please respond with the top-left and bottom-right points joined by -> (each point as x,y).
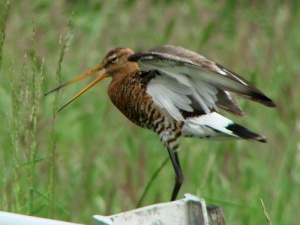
166,145 -> 184,201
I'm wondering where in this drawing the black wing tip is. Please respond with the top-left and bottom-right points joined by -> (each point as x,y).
264,99 -> 276,108
257,97 -> 276,108
226,123 -> 267,143
253,93 -> 276,108
244,92 -> 276,108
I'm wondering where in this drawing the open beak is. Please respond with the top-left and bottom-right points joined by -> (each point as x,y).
45,64 -> 108,112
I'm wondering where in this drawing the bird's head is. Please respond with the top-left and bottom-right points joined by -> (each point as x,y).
45,47 -> 138,111
102,47 -> 138,77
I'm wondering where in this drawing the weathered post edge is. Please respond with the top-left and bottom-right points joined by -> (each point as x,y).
93,193 -> 225,225
0,194 -> 225,225
0,211 -> 84,225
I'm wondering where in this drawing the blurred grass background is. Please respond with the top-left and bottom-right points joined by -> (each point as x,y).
0,0 -> 299,224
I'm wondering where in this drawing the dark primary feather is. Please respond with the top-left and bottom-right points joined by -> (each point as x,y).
148,45 -> 273,105
214,63 -> 275,107
216,89 -> 243,116
128,45 -> 276,113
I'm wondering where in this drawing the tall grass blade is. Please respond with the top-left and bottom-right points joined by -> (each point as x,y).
28,15 -> 45,215
260,198 -> 273,225
9,55 -> 21,212
47,11 -> 74,218
136,156 -> 169,208
0,0 -> 10,69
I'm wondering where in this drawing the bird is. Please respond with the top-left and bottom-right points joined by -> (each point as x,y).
46,45 -> 276,201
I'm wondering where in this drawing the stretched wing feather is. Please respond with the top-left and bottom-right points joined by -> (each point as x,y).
216,89 -> 243,116
147,75 -> 193,121
128,45 -> 275,121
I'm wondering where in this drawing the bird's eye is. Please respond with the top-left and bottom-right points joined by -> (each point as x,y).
110,55 -> 118,63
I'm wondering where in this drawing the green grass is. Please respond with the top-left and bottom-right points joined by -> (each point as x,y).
0,1 -> 299,224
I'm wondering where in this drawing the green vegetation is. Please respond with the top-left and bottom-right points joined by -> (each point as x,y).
0,1 -> 299,224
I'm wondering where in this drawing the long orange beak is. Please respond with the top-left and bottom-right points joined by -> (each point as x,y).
45,64 -> 108,112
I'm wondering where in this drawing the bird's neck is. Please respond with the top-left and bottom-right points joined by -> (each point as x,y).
110,63 -> 139,81
108,67 -> 144,116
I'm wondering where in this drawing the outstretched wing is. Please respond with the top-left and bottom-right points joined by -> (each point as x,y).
129,45 -> 275,121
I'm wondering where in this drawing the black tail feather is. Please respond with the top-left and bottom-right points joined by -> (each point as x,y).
226,123 -> 267,142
